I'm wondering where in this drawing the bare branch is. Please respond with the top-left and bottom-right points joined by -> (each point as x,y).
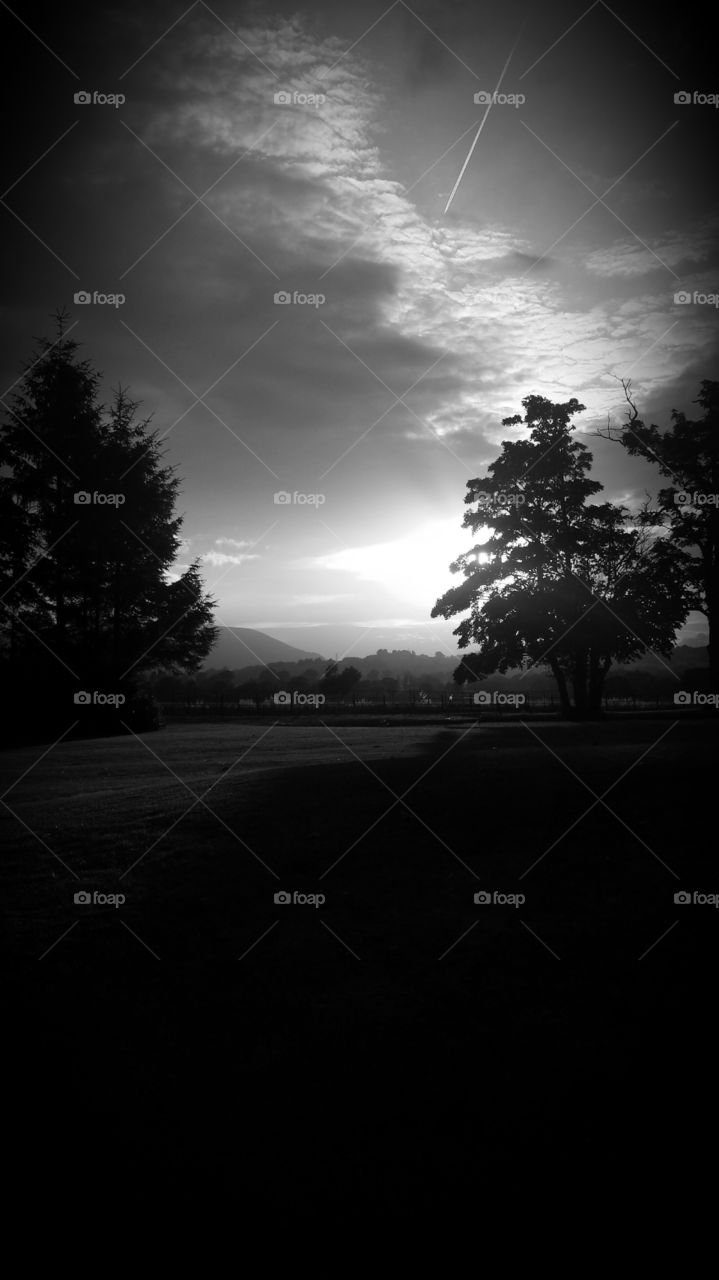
621,377 -> 639,424
597,376 -> 642,441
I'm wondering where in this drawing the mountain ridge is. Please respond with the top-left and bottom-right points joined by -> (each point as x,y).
204,628 -> 709,676
204,627 -> 324,668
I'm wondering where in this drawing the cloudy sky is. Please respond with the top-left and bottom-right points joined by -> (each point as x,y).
2,0 -> 717,657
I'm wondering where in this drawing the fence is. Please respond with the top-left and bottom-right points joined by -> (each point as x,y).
157,692 -> 680,719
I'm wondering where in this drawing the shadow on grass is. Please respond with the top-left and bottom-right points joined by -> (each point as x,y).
6,718 -> 718,1212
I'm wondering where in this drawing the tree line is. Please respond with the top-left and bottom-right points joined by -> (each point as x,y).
145,659 -> 701,711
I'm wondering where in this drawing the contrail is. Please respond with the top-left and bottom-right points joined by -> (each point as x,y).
443,27 -> 525,215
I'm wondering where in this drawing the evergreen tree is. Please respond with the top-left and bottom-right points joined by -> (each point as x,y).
0,313 -> 217,739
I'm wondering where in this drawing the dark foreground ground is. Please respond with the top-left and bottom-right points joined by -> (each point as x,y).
3,715 -> 717,1220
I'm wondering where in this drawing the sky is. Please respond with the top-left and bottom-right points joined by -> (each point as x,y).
1,0 -> 717,657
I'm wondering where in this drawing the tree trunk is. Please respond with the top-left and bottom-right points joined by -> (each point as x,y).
707,590 -> 718,683
549,657 -> 572,716
571,650 -> 589,717
588,653 -> 610,716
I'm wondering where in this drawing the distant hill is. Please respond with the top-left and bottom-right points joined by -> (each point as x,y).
203,631 -> 709,680
619,644 -> 708,673
203,627 -> 325,669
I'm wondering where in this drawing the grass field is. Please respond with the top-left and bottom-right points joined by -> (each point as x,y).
4,715 -> 718,1215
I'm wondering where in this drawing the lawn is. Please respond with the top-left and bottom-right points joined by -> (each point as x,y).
4,715 -> 717,1214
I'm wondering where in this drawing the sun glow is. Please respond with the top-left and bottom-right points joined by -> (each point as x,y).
315,518 -> 491,610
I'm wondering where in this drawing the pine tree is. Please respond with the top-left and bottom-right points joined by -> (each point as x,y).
0,312 -> 217,739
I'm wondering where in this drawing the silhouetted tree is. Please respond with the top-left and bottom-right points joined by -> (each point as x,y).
204,668 -> 237,701
321,663 -> 363,699
600,379 -> 718,680
432,395 -> 689,717
0,312 -> 217,738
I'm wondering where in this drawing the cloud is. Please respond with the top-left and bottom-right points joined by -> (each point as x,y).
289,594 -> 352,605
203,552 -> 260,566
583,222 -> 719,279
199,533 -> 264,568
166,563 -> 191,583
108,6 -> 716,493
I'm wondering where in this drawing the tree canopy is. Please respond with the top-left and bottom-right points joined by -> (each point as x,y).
600,379 -> 719,679
432,394 -> 690,716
